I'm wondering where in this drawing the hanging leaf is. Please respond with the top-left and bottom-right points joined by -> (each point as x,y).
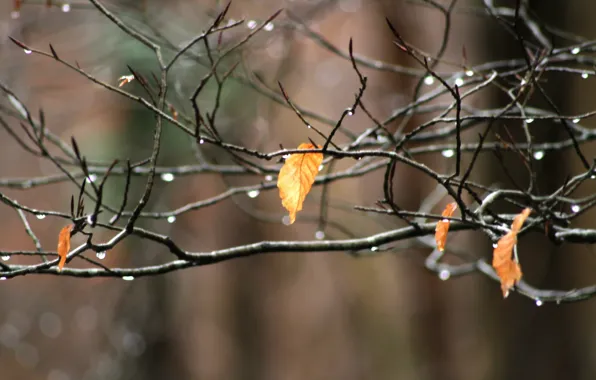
277,143 -> 323,224
492,208 -> 531,298
57,224 -> 73,271
435,202 -> 458,252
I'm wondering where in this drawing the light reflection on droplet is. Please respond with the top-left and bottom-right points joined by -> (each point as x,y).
535,299 -> 543,307
24,49 -> 32,55
264,22 -> 274,31
441,149 -> 455,158
571,47 -> 581,55
439,270 -> 450,281
265,175 -> 273,181
573,118 -> 580,124
346,108 -> 354,116
61,3 -> 71,12
454,77 -> 464,87
199,139 -> 205,144
571,204 -> 580,213
2,256 -> 10,261
160,173 -> 175,182
307,124 -> 312,129
423,76 -> 434,85
0,277 -> 6,281
167,216 -> 176,223
318,164 -> 324,171
247,190 -> 260,199
533,151 -> 545,160
122,276 -> 134,281
246,20 -> 257,30
282,216 -> 291,225
371,246 -> 379,252
492,243 -> 498,249
582,72 -> 589,79
87,174 -> 97,183
465,70 -> 474,77
96,251 -> 106,260
36,214 -> 46,220
315,230 -> 325,240
525,118 -> 534,124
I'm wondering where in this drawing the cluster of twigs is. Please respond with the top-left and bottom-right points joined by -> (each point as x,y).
2,0 -> 596,303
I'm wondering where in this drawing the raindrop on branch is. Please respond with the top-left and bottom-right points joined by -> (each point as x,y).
96,251 -> 106,260
441,149 -> 455,158
36,214 -> 46,220
525,118 -> 534,124
571,204 -> 580,213
454,77 -> 464,87
247,190 -> 260,199
282,216 -> 291,226
582,72 -> 589,79
533,151 -> 545,160
160,173 -> 175,182
24,49 -> 32,55
439,270 -> 451,281
465,70 -> 474,77
199,139 -> 205,145
571,47 -> 581,55
264,22 -> 274,31
1,256 -> 10,261
573,118 -> 580,124
86,174 -> 97,183
371,246 -> 379,252
122,276 -> 135,281
315,230 -> 325,240
424,76 -> 435,86
535,299 -> 543,307
246,20 -> 257,30
167,216 -> 176,224
265,175 -> 273,181
61,3 -> 71,12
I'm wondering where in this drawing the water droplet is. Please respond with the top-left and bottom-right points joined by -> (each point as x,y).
492,243 -> 498,248
571,204 -> 580,213
0,277 -> 6,281
247,190 -> 260,198
24,49 -> 32,55
423,76 -> 434,85
441,149 -> 455,158
525,118 -> 534,124
264,22 -> 274,31
86,174 -> 97,183
346,108 -> 354,116
520,78 -> 527,85
465,70 -> 474,77
96,251 -> 106,260
315,230 -> 325,240
282,154 -> 290,159
371,246 -> 379,252
282,216 -> 291,225
199,139 -> 205,144
376,134 -> 389,144
36,214 -> 46,220
573,118 -> 580,124
582,72 -> 589,79
11,11 -> 20,19
122,276 -> 134,281
571,47 -> 581,55
535,299 -> 543,307
2,256 -> 10,261
160,173 -> 175,182
307,124 -> 312,129
439,270 -> 451,281
265,175 -> 273,181
318,164 -> 324,171
61,3 -> 71,12
454,77 -> 464,87
167,216 -> 176,223
246,20 -> 257,29
533,151 -> 545,160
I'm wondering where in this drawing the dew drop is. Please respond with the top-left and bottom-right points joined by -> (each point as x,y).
160,173 -> 175,182
454,77 -> 464,87
122,276 -> 134,281
441,149 -> 455,158
520,78 -> 527,86
0,277 -> 6,281
265,175 -> 273,181
282,216 -> 291,225
167,216 -> 176,223
573,118 -> 580,124
465,70 -> 474,77
533,151 -> 545,160
86,174 -> 97,183
439,270 -> 451,281
525,118 -> 534,124
571,47 -> 581,55
423,76 -> 434,85
371,246 -> 379,252
307,124 -> 312,129
315,230 -> 325,240
246,20 -> 257,30
346,108 -> 354,116
96,251 -> 106,260
24,49 -> 32,55
264,22 -> 274,31
492,243 -> 498,249
535,299 -> 543,307
582,72 -> 589,79
2,256 -> 10,261
318,164 -> 324,171
247,190 -> 260,199
36,214 -> 46,220
61,3 -> 71,12
571,204 -> 580,213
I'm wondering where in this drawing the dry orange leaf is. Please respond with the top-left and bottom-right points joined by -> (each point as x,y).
435,202 -> 458,252
57,224 -> 73,272
277,143 -> 323,224
492,208 -> 531,298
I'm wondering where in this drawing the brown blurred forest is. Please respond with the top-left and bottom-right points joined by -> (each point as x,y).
1,1 -> 596,380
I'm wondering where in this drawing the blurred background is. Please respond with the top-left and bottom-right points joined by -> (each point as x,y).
1,0 -> 596,379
